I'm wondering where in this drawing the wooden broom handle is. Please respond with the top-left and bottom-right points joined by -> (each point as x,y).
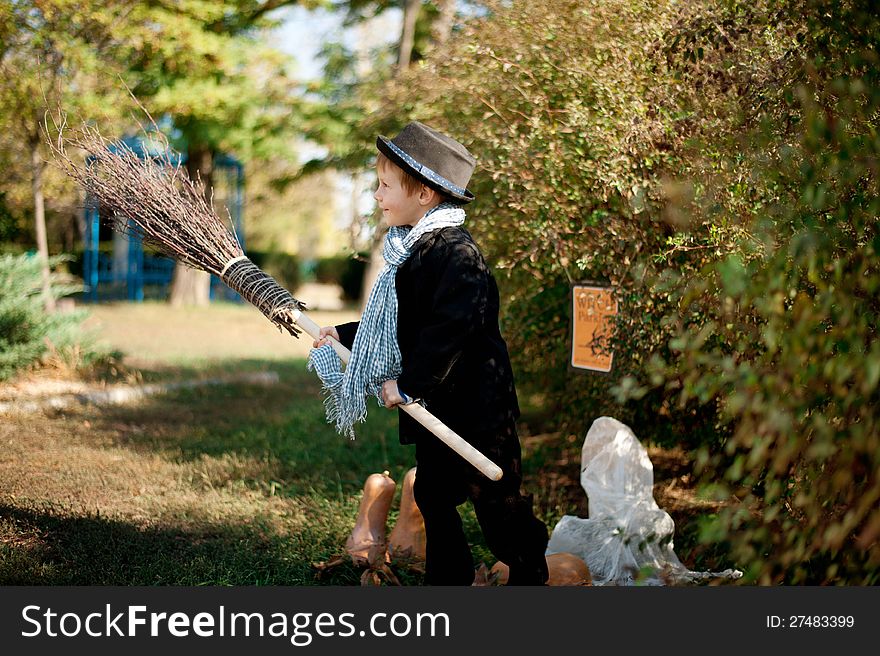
291,309 -> 504,481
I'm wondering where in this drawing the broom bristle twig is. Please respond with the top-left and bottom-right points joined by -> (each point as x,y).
45,111 -> 306,336
47,115 -> 241,275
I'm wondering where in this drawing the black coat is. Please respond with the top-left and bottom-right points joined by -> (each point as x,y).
337,226 -> 520,445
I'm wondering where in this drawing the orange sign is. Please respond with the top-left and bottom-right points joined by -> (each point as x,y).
571,285 -> 617,372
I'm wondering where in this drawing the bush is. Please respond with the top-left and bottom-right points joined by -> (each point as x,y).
0,192 -> 27,244
633,0 -> 880,584
0,253 -> 107,380
339,256 -> 367,302
0,242 -> 30,256
313,256 -> 347,286
315,254 -> 367,301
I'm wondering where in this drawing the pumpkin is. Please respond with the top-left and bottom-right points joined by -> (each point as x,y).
489,552 -> 592,586
388,467 -> 426,564
345,471 -> 396,567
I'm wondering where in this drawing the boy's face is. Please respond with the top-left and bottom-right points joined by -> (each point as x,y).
374,162 -> 426,228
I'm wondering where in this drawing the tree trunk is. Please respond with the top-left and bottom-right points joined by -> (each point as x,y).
398,0 -> 421,70
168,144 -> 213,306
31,138 -> 55,313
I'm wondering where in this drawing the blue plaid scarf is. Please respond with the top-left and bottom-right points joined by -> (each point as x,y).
308,202 -> 466,438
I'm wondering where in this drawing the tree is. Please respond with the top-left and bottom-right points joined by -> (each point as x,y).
0,1 -> 137,311
2,1 -> 324,307
112,1 -> 313,305
398,0 -> 421,70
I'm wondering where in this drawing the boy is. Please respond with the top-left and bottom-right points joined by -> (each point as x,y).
311,122 -> 548,585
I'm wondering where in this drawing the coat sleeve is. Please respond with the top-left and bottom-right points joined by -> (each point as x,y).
335,321 -> 360,350
396,239 -> 488,399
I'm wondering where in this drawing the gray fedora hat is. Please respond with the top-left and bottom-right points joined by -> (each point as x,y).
376,121 -> 476,203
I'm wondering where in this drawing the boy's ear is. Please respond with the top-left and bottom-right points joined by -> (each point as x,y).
418,184 -> 439,206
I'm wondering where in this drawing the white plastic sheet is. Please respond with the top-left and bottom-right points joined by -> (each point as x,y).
546,416 -> 742,585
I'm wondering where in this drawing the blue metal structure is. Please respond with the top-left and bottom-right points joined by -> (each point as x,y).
83,133 -> 244,302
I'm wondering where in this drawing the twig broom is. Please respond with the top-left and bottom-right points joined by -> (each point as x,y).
47,115 -> 502,481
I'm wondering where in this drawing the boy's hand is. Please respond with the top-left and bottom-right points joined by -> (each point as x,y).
381,380 -> 406,409
312,326 -> 340,349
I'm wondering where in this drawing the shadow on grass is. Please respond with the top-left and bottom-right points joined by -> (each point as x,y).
0,502 -> 391,586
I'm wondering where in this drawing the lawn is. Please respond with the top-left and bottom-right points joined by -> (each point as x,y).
0,300 -> 727,585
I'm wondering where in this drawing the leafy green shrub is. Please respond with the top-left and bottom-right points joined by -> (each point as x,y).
0,253 -> 108,380
0,192 -> 27,244
0,242 -> 30,256
313,255 -> 346,286
338,256 -> 367,302
632,0 -> 880,584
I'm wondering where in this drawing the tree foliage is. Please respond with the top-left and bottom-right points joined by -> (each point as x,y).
0,1 -> 137,251
298,1 -> 460,178
119,1 -> 304,164
110,1 -> 311,304
1,1 -> 318,305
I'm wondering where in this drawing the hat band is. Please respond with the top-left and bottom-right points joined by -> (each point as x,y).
384,140 -> 469,197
